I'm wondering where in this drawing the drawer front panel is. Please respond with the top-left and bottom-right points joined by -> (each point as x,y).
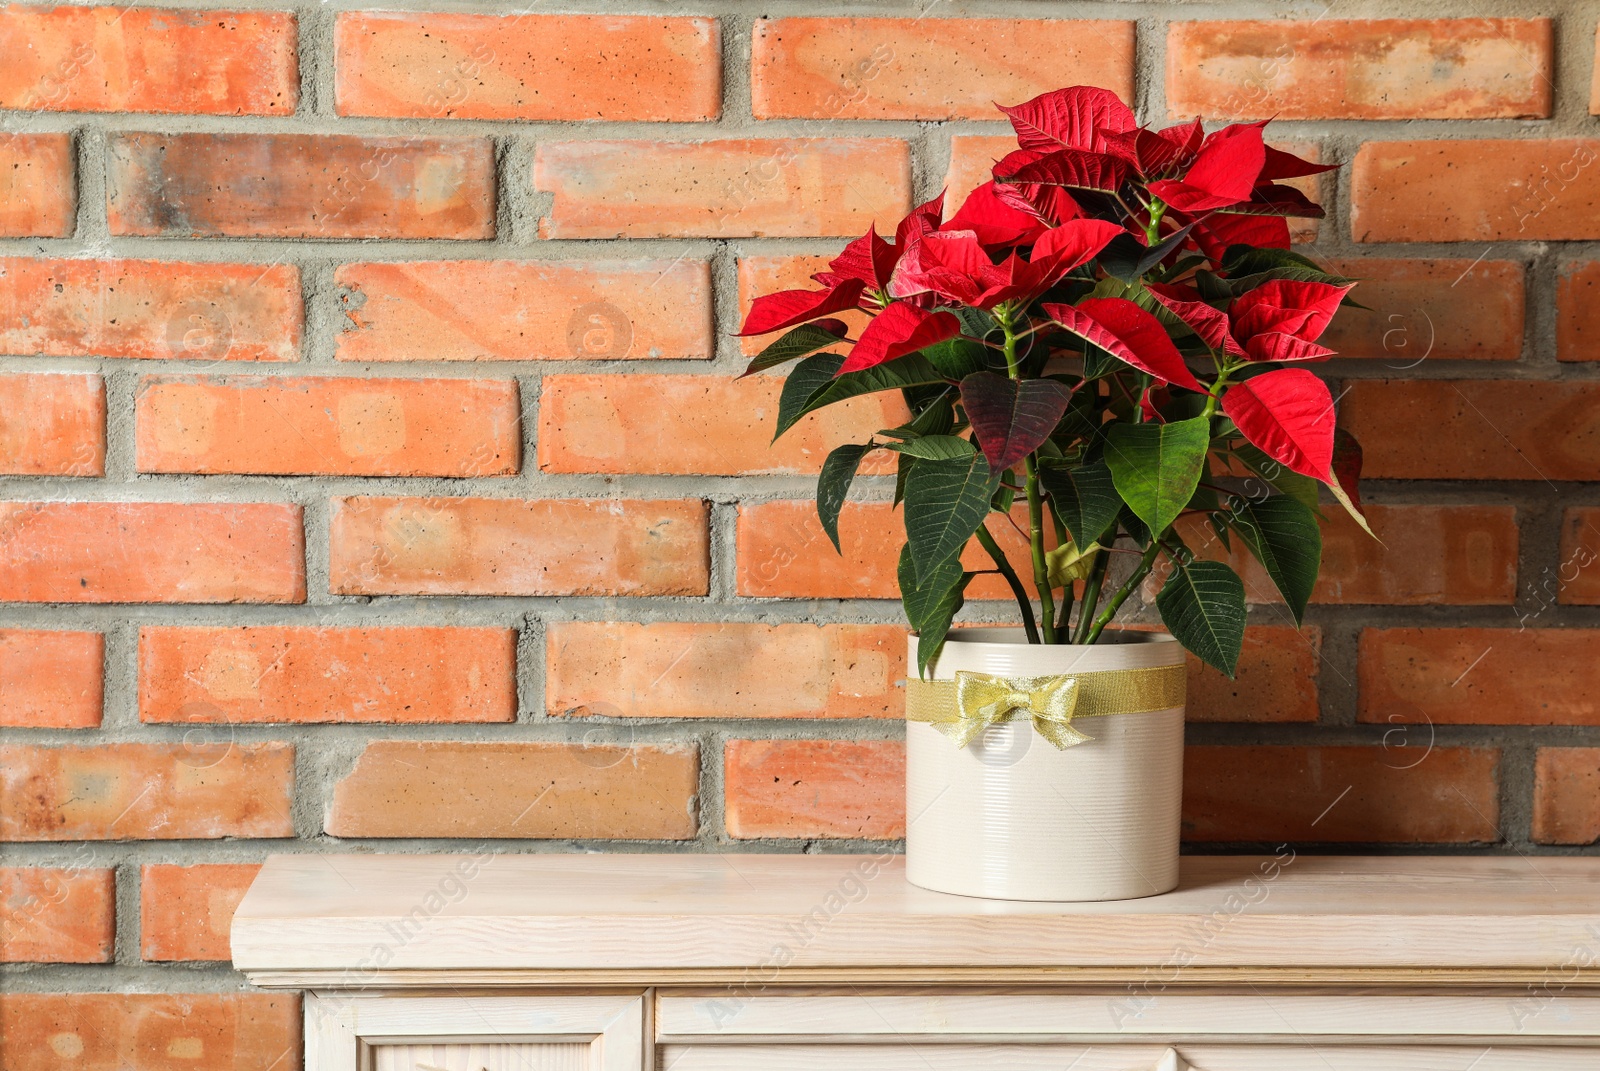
372,1043 -> 591,1071
659,1044 -> 1599,1071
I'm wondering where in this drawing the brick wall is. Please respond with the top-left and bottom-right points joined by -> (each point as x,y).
3,1 -> 1600,1063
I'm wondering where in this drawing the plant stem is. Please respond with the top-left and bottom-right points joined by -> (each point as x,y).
975,525 -> 1039,645
1072,545 -> 1111,644
1082,540 -> 1164,645
1001,311 -> 1057,644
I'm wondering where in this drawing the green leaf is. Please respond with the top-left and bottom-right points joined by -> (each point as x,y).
1104,416 -> 1209,536
775,353 -> 946,440
889,435 -> 976,461
1228,441 -> 1322,511
740,324 -> 848,377
775,353 -> 845,441
816,443 -> 873,553
1157,558 -> 1247,677
1221,246 -> 1327,276
1226,495 -> 1321,624
898,545 -> 970,678
903,453 -> 1001,580
1038,459 -> 1122,546
920,333 -> 990,380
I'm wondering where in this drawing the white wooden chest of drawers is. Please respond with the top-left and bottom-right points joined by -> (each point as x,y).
231,853 -> 1600,1071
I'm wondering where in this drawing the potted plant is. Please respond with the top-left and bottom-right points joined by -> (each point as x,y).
739,86 -> 1367,902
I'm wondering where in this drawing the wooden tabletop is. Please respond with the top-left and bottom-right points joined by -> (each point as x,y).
230,852 -> 1600,981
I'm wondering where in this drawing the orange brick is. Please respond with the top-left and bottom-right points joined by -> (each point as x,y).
735,499 -> 1042,601
1318,258 -> 1524,362
736,255 -> 870,356
336,259 -> 712,362
1594,26 -> 1600,116
1557,508 -> 1600,605
547,622 -> 903,720
539,374 -> 904,476
0,373 -> 104,476
0,867 -> 114,963
0,629 -> 102,728
1352,140 -> 1600,242
751,17 -> 1133,120
1182,745 -> 1501,843
945,135 -> 1018,208
1341,380 -> 1600,481
140,626 -> 517,724
108,132 -> 495,240
1187,626 -> 1321,723
1168,19 -> 1552,120
336,12 -> 719,121
1181,505 -> 1517,606
139,863 -> 260,962
134,375 -> 520,477
0,133 -> 75,237
0,257 -> 302,362
725,739 -> 904,839
1533,748 -> 1600,846
326,741 -> 699,839
1359,629 -> 1600,726
0,993 -> 299,1071
0,502 -> 305,604
328,496 -> 708,597
0,743 -> 295,840
0,6 -> 297,115
1557,261 -> 1600,362
535,139 -> 910,238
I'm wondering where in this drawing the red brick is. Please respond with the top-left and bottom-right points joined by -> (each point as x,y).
751,17 -> 1133,120
1181,505 -> 1517,606
1187,626 -> 1321,723
1318,258 -> 1524,362
1360,629 -> 1600,726
1168,19 -> 1552,120
1558,508 -> 1600,605
0,502 -> 305,604
1352,140 -> 1600,242
735,500 -> 1043,602
535,139 -> 910,239
1533,748 -> 1600,846
328,496 -> 708,597
0,743 -> 295,840
139,863 -> 260,962
0,629 -> 102,728
0,133 -> 75,237
0,993 -> 299,1071
1593,26 -> 1600,115
107,133 -> 495,240
336,259 -> 712,362
547,622 -> 903,720
0,867 -> 114,963
336,12 -> 719,121
1340,380 -> 1600,481
1557,261 -> 1600,362
0,257 -> 302,362
140,626 -> 517,724
326,741 -> 699,839
539,374 -> 904,476
134,375 -> 520,477
1182,745 -> 1501,843
725,739 -> 904,839
737,255 -> 870,356
0,373 -> 104,476
0,6 -> 297,115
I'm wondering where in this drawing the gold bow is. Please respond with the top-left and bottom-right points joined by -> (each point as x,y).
946,670 -> 1087,749
905,663 -> 1186,751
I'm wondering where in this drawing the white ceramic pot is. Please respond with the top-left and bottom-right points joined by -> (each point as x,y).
905,626 -> 1185,902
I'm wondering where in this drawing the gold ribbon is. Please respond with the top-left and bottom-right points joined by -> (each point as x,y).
906,664 -> 1186,750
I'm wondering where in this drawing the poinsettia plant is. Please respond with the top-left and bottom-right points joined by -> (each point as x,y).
739,86 -> 1369,678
